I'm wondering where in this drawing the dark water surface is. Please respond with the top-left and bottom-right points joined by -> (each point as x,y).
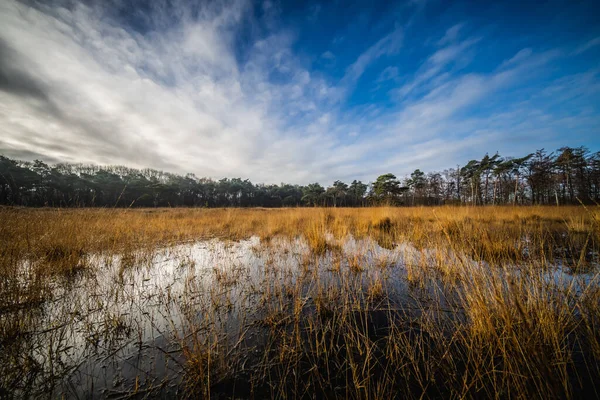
3,235 -> 598,398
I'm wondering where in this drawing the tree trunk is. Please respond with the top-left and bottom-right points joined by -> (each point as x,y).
484,174 -> 489,204
513,173 -> 519,205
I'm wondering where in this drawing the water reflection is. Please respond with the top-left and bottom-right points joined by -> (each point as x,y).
4,234 -> 598,398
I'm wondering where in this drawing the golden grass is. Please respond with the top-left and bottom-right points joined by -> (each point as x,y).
1,205 -> 599,398
1,205 -> 596,262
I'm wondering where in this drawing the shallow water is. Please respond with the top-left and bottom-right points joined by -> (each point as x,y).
4,234 -> 598,398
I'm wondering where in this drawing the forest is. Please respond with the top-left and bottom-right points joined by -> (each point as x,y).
1,146 -> 599,207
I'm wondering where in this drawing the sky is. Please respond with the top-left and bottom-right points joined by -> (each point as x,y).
1,0 -> 599,184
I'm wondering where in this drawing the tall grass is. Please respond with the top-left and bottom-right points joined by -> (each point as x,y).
0,205 -> 599,398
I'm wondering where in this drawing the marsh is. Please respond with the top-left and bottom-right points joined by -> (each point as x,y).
1,207 -> 599,398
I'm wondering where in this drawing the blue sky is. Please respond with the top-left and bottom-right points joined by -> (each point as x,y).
0,0 -> 599,184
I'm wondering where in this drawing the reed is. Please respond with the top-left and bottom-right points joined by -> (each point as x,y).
0,205 -> 599,398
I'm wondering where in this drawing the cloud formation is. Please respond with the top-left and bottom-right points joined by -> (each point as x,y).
0,0 -> 598,184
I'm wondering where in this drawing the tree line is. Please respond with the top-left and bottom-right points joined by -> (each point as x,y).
0,146 -> 599,208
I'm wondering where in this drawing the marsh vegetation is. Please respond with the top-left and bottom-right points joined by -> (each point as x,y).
1,206 -> 599,398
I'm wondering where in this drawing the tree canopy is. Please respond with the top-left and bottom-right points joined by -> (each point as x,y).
1,145 -> 599,207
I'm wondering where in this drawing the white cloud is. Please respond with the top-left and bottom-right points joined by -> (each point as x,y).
499,48 -> 532,69
308,4 -> 321,22
0,0 -> 344,183
377,66 -> 399,82
573,37 -> 600,55
342,27 -> 403,86
0,2 -> 597,186
437,23 -> 464,46
394,36 -> 480,100
321,51 -> 335,60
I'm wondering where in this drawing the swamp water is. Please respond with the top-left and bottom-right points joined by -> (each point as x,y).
2,235 -> 598,398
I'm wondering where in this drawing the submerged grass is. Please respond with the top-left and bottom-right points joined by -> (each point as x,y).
0,205 -> 599,398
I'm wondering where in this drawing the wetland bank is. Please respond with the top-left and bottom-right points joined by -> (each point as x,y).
1,206 -> 599,399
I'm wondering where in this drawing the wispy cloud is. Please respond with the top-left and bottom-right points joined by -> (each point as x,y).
573,37 -> 600,55
437,23 -> 464,46
307,4 -> 321,22
321,51 -> 335,60
342,27 -> 403,87
394,35 -> 480,100
0,0 -> 338,182
377,66 -> 399,82
0,0 -> 598,185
